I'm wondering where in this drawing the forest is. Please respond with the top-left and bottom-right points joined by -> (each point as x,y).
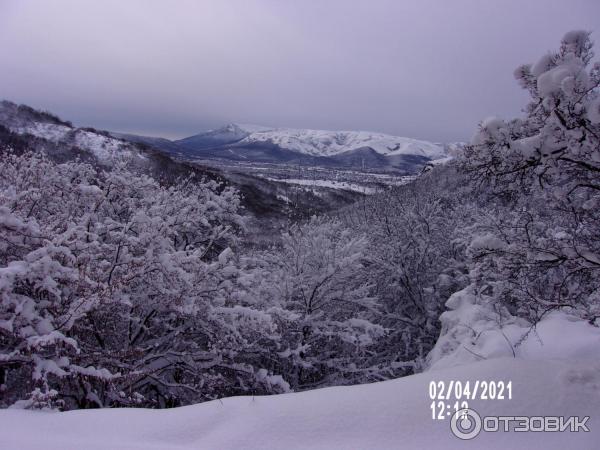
1,30 -> 599,416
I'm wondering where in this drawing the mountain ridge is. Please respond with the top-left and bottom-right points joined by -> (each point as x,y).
0,100 -> 456,173
176,123 -> 447,159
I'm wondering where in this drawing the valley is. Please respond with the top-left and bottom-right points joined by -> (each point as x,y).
117,122 -> 452,201
2,2 -> 599,448
0,100 -> 453,223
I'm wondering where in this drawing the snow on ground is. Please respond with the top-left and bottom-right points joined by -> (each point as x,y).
11,122 -> 136,161
238,126 -> 446,159
426,155 -> 454,166
73,130 -> 133,161
427,287 -> 600,371
14,122 -> 72,142
276,193 -> 291,203
2,312 -> 599,449
1,355 -> 598,449
266,177 -> 377,194
235,123 -> 274,133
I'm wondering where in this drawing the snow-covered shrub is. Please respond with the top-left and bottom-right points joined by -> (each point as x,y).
0,151 -> 283,408
9,386 -> 63,410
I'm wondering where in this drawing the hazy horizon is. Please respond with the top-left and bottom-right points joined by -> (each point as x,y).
2,0 -> 599,142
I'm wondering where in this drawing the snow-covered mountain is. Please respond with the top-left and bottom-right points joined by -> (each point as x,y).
177,123 -> 446,159
0,100 -> 448,173
170,123 -> 448,172
239,127 -> 445,158
175,123 -> 269,150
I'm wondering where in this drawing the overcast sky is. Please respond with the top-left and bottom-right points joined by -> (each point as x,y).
1,0 -> 599,142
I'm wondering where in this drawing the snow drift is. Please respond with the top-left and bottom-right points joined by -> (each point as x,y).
1,355 -> 598,449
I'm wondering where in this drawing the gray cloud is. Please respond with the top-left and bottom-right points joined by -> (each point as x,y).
1,0 -> 599,141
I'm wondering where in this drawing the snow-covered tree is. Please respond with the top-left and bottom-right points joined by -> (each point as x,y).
253,216 -> 383,389
0,151 -> 284,409
340,166 -> 472,376
461,30 -> 600,323
429,31 -> 600,369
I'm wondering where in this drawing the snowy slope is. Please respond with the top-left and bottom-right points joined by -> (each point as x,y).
0,101 -> 144,162
175,123 -> 272,150
13,121 -> 72,142
176,123 -> 250,147
1,356 -> 598,449
177,123 -> 446,159
72,129 -> 134,160
11,123 -> 134,161
238,127 -> 446,158
5,121 -> 140,163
